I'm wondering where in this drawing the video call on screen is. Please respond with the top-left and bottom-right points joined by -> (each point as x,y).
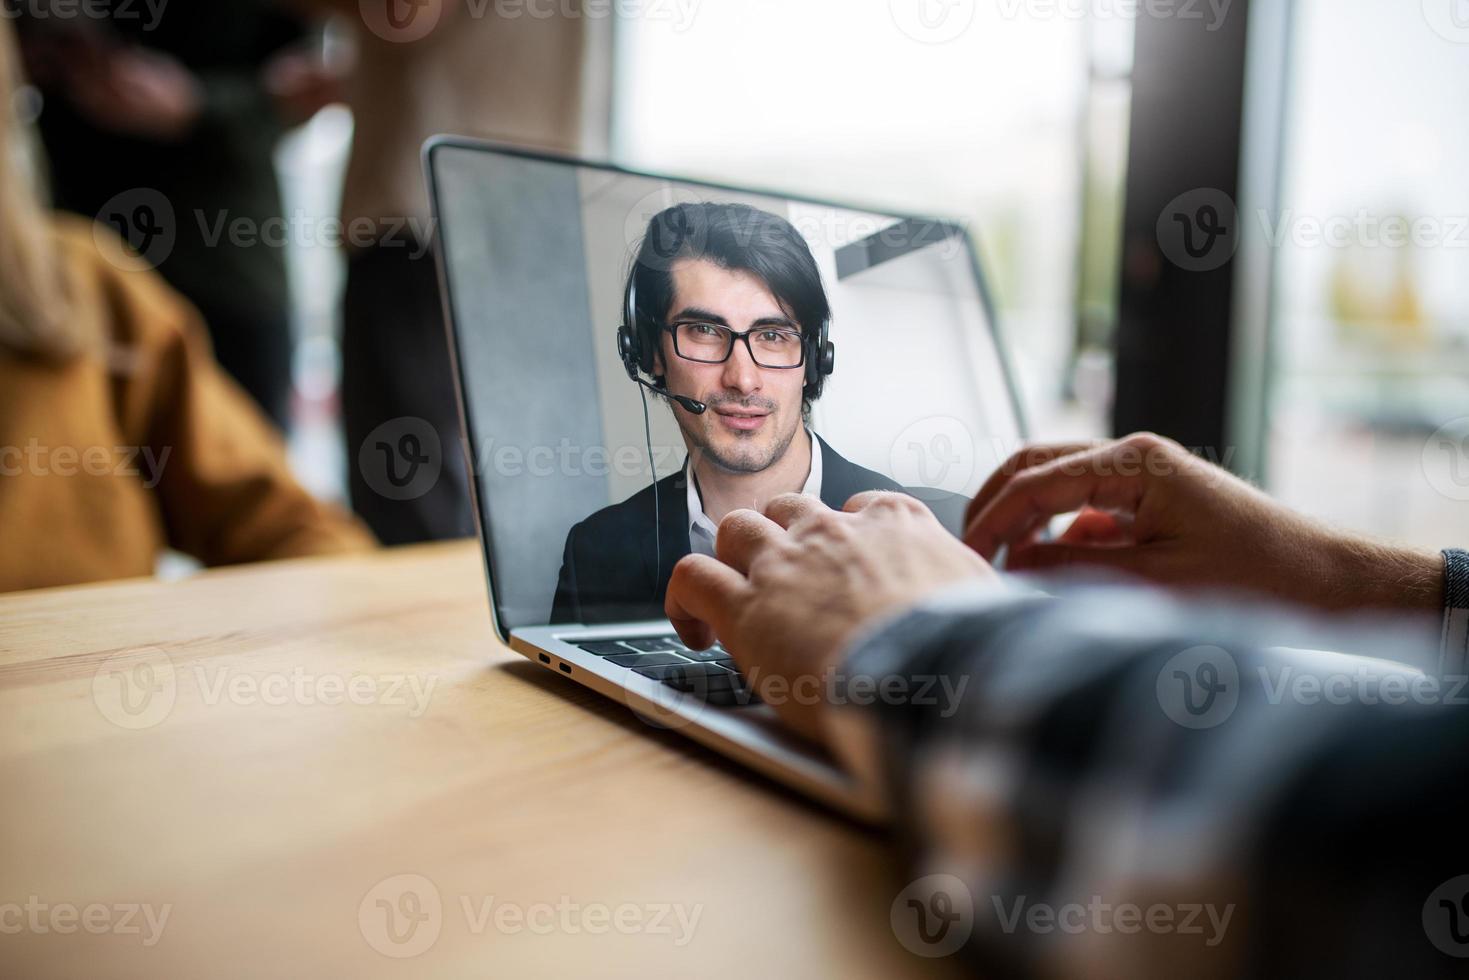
432,145 -> 1023,629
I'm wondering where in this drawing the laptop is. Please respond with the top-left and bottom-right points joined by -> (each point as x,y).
425,138 -> 1026,822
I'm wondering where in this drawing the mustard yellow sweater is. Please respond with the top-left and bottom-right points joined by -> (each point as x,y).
0,216 -> 374,592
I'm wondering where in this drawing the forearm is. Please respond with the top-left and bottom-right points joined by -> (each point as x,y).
1311,531 -> 1443,614
834,587 -> 1469,976
1313,534 -> 1466,676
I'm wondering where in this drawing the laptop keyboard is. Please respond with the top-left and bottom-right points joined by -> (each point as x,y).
573,636 -> 759,708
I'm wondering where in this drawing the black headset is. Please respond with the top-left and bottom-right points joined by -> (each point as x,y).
616,265 -> 836,409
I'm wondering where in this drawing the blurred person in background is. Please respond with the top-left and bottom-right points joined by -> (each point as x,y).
666,435 -> 1468,977
306,0 -> 600,544
14,0 -> 341,429
0,19 -> 373,593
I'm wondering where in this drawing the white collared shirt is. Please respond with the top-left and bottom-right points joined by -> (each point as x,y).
687,431 -> 823,558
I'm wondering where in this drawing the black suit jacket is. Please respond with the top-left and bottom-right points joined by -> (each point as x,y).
549,434 -> 967,624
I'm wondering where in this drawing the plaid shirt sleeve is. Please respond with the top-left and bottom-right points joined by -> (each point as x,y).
1440,549 -> 1469,677
842,584 -> 1469,978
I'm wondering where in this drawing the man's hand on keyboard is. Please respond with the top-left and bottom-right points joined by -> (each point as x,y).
664,491 -> 996,746
963,431 -> 1442,613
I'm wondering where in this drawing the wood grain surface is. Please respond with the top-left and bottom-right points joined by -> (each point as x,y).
0,542 -> 957,978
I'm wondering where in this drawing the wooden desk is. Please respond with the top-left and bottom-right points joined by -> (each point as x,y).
0,542 -> 951,978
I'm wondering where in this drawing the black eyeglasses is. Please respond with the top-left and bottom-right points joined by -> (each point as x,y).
665,321 -> 806,369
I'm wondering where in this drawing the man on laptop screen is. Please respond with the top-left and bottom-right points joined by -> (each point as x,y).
551,202 -> 959,624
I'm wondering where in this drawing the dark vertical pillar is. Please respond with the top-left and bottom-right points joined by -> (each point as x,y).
1113,0 -> 1254,457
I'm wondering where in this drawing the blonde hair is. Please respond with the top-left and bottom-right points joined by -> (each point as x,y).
0,19 -> 76,359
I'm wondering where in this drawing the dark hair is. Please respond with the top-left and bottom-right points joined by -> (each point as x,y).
629,202 -> 831,404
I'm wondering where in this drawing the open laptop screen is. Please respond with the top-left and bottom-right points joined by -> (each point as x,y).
428,142 -> 1025,631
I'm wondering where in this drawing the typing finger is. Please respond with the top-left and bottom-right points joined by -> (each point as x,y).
964,445 -> 1149,561
664,554 -> 749,650
964,441 -> 1100,532
714,508 -> 785,577
764,492 -> 829,529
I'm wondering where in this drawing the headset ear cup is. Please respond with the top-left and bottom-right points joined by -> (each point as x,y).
623,265 -> 659,378
638,318 -> 658,376
804,323 -> 835,393
618,323 -> 638,380
803,344 -> 834,400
